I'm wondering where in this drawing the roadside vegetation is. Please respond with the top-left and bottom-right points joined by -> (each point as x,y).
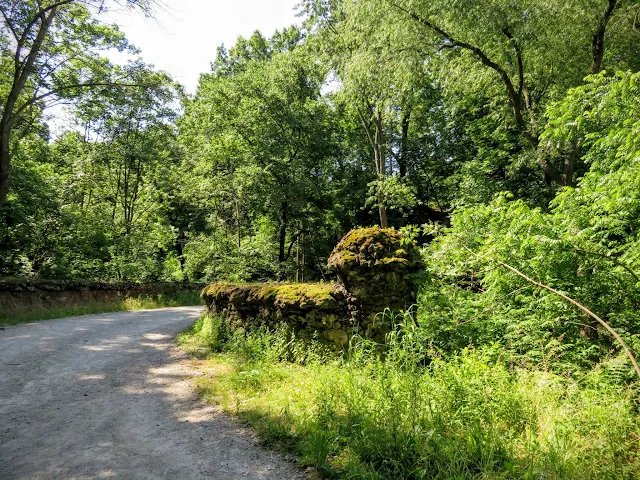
179,314 -> 640,479
4,1 -> 640,477
0,290 -> 203,326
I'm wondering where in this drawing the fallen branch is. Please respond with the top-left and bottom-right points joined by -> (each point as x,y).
498,260 -> 640,381
574,247 -> 640,285
461,245 -> 640,380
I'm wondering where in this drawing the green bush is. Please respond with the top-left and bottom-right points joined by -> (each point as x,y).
412,72 -> 640,375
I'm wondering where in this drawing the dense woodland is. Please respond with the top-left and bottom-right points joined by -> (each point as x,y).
2,0 -> 635,283
3,1 -> 640,476
3,1 -> 640,366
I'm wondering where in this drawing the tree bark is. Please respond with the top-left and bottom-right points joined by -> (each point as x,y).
235,199 -> 241,248
592,0 -> 619,74
0,129 -> 10,210
399,109 -> 410,177
374,110 -> 388,228
278,201 -> 288,279
356,104 -> 389,227
378,201 -> 388,228
175,233 -> 186,280
564,140 -> 578,187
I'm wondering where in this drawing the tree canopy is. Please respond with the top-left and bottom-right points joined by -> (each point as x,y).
1,0 -> 640,375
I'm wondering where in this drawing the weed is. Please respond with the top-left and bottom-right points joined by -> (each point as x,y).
180,312 -> 640,479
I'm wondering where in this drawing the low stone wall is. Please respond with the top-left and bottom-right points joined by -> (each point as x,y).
202,227 -> 424,348
0,280 -> 204,314
202,282 -> 352,346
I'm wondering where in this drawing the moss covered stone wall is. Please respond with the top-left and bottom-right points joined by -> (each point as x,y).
202,227 -> 423,348
0,280 -> 205,316
202,282 -> 351,346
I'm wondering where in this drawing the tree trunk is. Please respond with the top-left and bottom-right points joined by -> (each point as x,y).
565,140 -> 578,187
592,0 -> 618,74
0,128 -> 10,209
378,201 -> 388,228
0,7 -> 58,210
278,201 -> 288,279
235,199 -> 241,248
301,232 -> 305,282
374,110 -> 388,228
399,109 -> 410,177
175,232 -> 186,280
296,233 -> 300,283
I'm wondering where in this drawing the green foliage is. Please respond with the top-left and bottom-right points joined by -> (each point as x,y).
8,0 -> 640,285
0,63 -> 185,281
365,176 -> 418,214
179,314 -> 331,364
182,313 -> 640,479
177,314 -> 230,356
4,3 -> 640,473
179,29 -> 346,280
416,72 -> 640,375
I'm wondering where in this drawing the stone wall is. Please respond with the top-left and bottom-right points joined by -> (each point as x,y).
202,227 -> 423,347
202,282 -> 352,346
0,280 -> 204,314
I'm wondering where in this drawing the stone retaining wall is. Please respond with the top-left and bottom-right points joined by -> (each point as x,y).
0,280 -> 204,314
202,227 -> 424,348
202,282 -> 352,346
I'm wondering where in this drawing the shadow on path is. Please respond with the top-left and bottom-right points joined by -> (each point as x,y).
0,307 -> 305,480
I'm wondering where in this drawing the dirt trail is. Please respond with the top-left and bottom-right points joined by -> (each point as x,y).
0,306 -> 305,479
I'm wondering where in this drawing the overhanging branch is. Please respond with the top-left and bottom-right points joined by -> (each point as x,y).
388,1 -> 540,148
10,81 -> 145,125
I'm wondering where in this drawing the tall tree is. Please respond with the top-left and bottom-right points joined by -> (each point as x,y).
0,0 -> 151,209
304,0 -> 640,190
181,30 -> 336,278
384,0 -> 640,186
304,0 -> 439,226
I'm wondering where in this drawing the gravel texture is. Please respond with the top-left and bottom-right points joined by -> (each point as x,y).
0,306 -> 306,479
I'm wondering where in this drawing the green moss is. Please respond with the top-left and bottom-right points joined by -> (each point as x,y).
200,227 -> 424,347
378,257 -> 409,266
202,282 -> 336,308
272,284 -> 335,306
323,328 -> 349,346
328,227 -> 422,270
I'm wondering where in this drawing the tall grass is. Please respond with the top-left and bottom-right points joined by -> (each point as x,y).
0,290 -> 203,326
180,314 -> 640,479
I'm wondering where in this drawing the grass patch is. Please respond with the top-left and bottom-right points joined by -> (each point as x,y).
179,313 -> 640,479
0,290 -> 203,326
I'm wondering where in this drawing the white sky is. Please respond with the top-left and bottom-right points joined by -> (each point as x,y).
104,0 -> 302,93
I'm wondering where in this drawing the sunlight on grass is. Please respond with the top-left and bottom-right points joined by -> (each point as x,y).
180,314 -> 640,479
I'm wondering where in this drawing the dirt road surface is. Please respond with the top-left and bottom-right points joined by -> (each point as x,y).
0,306 -> 305,479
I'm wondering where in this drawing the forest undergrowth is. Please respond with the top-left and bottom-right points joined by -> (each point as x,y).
179,313 -> 640,480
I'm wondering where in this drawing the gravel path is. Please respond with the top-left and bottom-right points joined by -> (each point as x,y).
0,306 -> 305,480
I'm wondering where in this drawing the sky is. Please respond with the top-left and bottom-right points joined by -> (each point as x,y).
104,0 -> 302,93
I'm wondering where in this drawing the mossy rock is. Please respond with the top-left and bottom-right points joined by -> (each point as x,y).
202,282 -> 339,310
327,227 -> 422,271
200,228 -> 424,349
201,281 -> 351,349
327,227 -> 424,321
